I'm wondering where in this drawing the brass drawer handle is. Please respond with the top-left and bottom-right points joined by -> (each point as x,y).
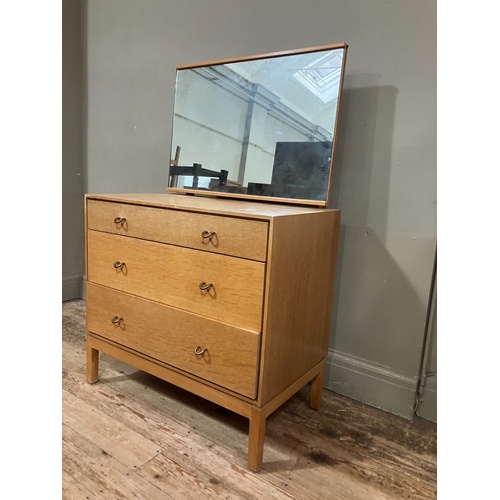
111,316 -> 123,324
199,281 -> 213,291
194,345 -> 207,356
114,217 -> 126,225
201,230 -> 215,241
113,261 -> 126,269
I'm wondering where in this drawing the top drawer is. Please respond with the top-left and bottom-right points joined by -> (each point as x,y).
87,199 -> 268,262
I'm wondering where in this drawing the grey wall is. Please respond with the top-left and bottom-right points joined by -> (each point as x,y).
62,0 -> 84,300
83,0 -> 436,419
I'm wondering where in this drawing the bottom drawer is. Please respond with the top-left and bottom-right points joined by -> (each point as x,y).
86,282 -> 260,399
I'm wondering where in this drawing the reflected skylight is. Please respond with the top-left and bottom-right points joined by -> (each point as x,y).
292,52 -> 344,104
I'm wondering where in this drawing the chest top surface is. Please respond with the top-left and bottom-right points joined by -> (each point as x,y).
85,193 -> 339,220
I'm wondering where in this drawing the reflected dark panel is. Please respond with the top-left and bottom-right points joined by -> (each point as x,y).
247,141 -> 332,200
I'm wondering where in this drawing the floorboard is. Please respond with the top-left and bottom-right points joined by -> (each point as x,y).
62,299 -> 437,500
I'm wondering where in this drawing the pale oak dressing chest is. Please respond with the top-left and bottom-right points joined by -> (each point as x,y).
85,42 -> 347,471
85,193 -> 340,471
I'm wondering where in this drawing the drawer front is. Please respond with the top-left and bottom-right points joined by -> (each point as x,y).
87,199 -> 268,262
86,283 -> 260,399
87,230 -> 265,332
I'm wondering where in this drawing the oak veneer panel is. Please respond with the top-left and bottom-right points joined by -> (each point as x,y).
86,283 -> 260,398
87,230 -> 265,332
87,199 -> 268,262
258,210 -> 341,405
87,335 -> 253,417
86,193 -> 329,219
261,361 -> 325,419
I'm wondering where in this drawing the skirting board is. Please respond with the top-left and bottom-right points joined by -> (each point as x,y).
416,375 -> 437,423
325,350 -> 419,420
62,274 -> 84,301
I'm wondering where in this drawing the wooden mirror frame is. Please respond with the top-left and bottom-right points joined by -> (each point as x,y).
167,43 -> 348,207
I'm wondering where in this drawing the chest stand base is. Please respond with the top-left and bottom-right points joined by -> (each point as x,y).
86,333 -> 326,472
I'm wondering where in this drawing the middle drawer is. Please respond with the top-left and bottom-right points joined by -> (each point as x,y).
87,230 -> 265,332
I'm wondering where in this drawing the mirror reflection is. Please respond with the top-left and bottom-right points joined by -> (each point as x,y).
169,45 -> 347,203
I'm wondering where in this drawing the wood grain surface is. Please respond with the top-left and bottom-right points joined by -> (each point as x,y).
86,283 -> 260,398
175,42 -> 348,70
258,210 -> 341,405
85,193 -> 337,218
87,199 -> 269,262
87,230 -> 265,332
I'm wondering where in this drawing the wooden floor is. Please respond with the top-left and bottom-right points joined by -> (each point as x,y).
63,299 -> 437,500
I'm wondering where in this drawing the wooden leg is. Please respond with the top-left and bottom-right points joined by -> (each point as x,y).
310,360 -> 325,410
86,336 -> 99,384
248,406 -> 266,472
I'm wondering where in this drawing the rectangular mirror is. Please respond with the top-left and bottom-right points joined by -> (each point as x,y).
168,43 -> 348,206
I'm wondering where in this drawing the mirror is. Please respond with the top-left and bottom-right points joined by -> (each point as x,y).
168,43 -> 348,206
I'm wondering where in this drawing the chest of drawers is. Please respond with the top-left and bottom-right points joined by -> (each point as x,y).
85,193 -> 340,471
